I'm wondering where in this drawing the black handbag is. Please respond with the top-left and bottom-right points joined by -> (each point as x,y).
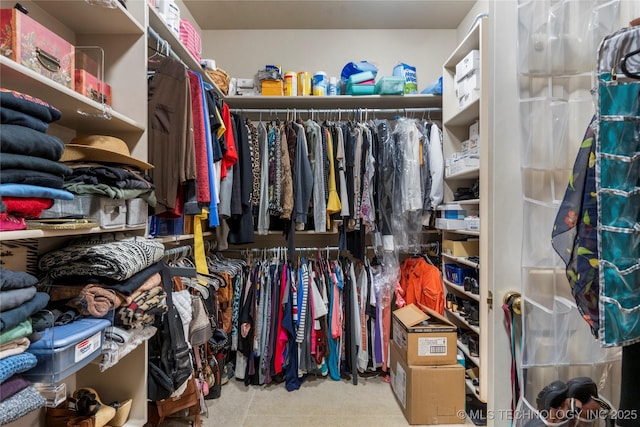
148,263 -> 194,401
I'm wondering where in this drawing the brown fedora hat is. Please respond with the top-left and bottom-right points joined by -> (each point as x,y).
61,135 -> 153,171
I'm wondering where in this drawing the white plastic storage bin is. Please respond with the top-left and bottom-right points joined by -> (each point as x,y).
464,216 -> 480,231
126,198 -> 148,227
23,318 -> 111,383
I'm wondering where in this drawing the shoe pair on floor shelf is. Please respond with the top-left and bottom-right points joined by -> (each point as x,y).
525,377 -> 614,427
46,387 -> 132,427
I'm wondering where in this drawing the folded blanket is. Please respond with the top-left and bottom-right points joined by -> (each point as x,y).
49,261 -> 164,295
0,89 -> 61,123
122,273 -> 161,306
0,124 -> 65,161
0,184 -> 74,201
0,215 -> 26,231
0,320 -> 32,346
0,353 -> 37,383
115,286 -> 167,329
78,284 -> 125,317
46,285 -> 84,302
0,386 -> 46,424
0,292 -> 49,332
0,269 -> 38,291
0,375 -> 29,402
38,238 -> 165,281
0,153 -> 71,177
1,106 -> 49,132
1,169 -> 64,189
0,337 -> 30,359
0,287 -> 36,312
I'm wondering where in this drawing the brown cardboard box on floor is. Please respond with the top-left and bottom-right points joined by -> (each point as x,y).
390,341 -> 465,425
392,303 -> 458,366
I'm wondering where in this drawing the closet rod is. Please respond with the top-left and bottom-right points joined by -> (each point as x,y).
216,246 -> 346,253
147,27 -> 182,63
229,107 -> 441,115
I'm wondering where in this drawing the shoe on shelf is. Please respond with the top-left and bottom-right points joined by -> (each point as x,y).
72,387 -> 116,427
536,381 -> 568,411
107,398 -> 132,427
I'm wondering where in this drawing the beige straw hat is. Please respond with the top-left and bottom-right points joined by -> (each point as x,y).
61,135 -> 153,171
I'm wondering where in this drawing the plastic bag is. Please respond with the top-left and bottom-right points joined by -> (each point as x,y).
340,61 -> 378,84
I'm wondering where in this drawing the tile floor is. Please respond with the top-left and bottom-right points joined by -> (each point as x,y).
157,373 -> 476,427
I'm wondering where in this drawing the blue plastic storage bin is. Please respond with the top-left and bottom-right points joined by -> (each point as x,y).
23,318 -> 111,383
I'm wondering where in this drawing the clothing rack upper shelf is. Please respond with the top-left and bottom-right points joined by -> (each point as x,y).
225,94 -> 442,113
147,4 -> 223,97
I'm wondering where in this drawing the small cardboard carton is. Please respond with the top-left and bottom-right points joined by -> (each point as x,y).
442,238 -> 480,257
392,303 -> 458,366
390,340 -> 465,425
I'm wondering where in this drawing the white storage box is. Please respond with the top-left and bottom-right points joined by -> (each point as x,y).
23,318 -> 111,383
41,196 -> 126,229
126,198 -> 148,227
469,121 -> 479,140
455,49 -> 480,81
435,218 -> 466,230
464,216 -> 480,231
447,157 -> 480,177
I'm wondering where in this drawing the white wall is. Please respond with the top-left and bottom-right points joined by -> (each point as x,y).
200,29 -> 456,91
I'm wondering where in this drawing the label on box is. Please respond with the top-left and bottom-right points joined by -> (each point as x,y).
418,337 -> 447,356
74,332 -> 101,363
392,362 -> 407,409
393,322 -> 407,349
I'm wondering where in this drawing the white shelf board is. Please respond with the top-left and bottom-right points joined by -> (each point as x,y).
444,20 -> 481,70
35,0 -> 144,34
444,278 -> 480,302
445,307 -> 480,335
444,97 -> 480,127
456,198 -> 480,205
466,378 -> 482,401
0,224 -> 146,242
148,4 -> 223,97
457,339 -> 481,367
442,253 -> 479,269
445,166 -> 480,180
225,94 -> 443,110
0,57 -> 145,133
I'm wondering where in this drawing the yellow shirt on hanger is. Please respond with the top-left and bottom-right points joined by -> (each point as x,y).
326,127 -> 341,216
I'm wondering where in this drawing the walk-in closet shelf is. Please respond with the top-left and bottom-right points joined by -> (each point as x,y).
0,0 -> 150,425
147,3 -> 223,97
441,18 -> 489,403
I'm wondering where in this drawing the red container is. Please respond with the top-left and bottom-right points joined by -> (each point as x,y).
0,8 -> 74,89
74,69 -> 112,106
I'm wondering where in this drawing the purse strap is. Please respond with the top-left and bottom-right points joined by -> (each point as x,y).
160,262 -> 190,348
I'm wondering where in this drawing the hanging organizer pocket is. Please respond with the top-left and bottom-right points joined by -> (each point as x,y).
523,296 -> 572,366
599,190 -> 640,228
599,121 -> 640,155
599,154 -> 640,193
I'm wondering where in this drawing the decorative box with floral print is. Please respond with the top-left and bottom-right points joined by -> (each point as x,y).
0,8 -> 74,89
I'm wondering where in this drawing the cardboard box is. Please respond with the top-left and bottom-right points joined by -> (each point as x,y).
390,341 -> 465,425
0,8 -> 74,89
442,239 -> 480,257
392,304 -> 458,366
261,79 -> 283,96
